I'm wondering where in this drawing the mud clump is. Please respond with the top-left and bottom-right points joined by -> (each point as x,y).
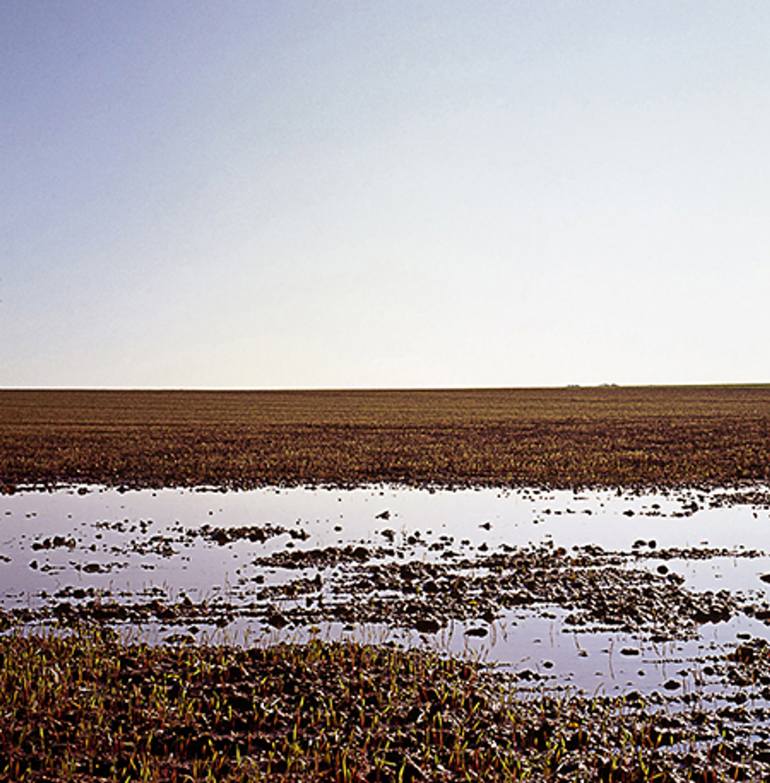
31,536 -> 76,551
253,544 -> 387,569
197,523 -> 287,545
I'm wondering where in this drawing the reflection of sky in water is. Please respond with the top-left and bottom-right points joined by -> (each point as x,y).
2,484 -> 769,698
109,610 -> 770,707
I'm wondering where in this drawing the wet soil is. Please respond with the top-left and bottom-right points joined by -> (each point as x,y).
2,483 -> 770,780
2,629 -> 769,782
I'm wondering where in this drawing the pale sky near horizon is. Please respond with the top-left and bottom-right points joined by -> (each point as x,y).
2,1 -> 769,389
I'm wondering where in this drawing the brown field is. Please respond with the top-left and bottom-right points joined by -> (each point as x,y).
1,386 -> 769,491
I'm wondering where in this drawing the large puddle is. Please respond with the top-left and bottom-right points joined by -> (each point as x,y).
2,484 -> 770,706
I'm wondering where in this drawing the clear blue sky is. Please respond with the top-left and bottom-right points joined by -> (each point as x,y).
2,1 -> 768,388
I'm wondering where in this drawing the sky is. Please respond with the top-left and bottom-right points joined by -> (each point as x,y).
2,1 -> 769,389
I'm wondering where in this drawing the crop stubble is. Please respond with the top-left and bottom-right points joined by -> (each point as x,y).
1,386 -> 769,491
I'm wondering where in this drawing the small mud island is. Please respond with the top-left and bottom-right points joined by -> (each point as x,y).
1,387 -> 770,781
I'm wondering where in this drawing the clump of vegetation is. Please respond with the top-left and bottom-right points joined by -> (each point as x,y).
1,628 -> 767,781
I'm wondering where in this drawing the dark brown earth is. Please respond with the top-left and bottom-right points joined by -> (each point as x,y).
1,386 -> 770,492
2,629 -> 769,782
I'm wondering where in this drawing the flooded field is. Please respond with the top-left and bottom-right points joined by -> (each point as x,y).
3,484 -> 769,706
3,394 -> 770,782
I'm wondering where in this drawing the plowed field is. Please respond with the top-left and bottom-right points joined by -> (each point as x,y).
1,386 -> 769,491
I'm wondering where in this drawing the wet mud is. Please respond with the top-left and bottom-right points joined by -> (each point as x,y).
2,483 -> 770,780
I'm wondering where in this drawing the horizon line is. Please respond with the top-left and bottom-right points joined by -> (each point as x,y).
1,382 -> 769,393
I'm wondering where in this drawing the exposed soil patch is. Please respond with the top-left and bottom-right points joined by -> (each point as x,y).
250,543 -> 747,638
197,523 -> 288,545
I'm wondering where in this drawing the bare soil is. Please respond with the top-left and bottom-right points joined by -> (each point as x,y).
2,386 -> 769,491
